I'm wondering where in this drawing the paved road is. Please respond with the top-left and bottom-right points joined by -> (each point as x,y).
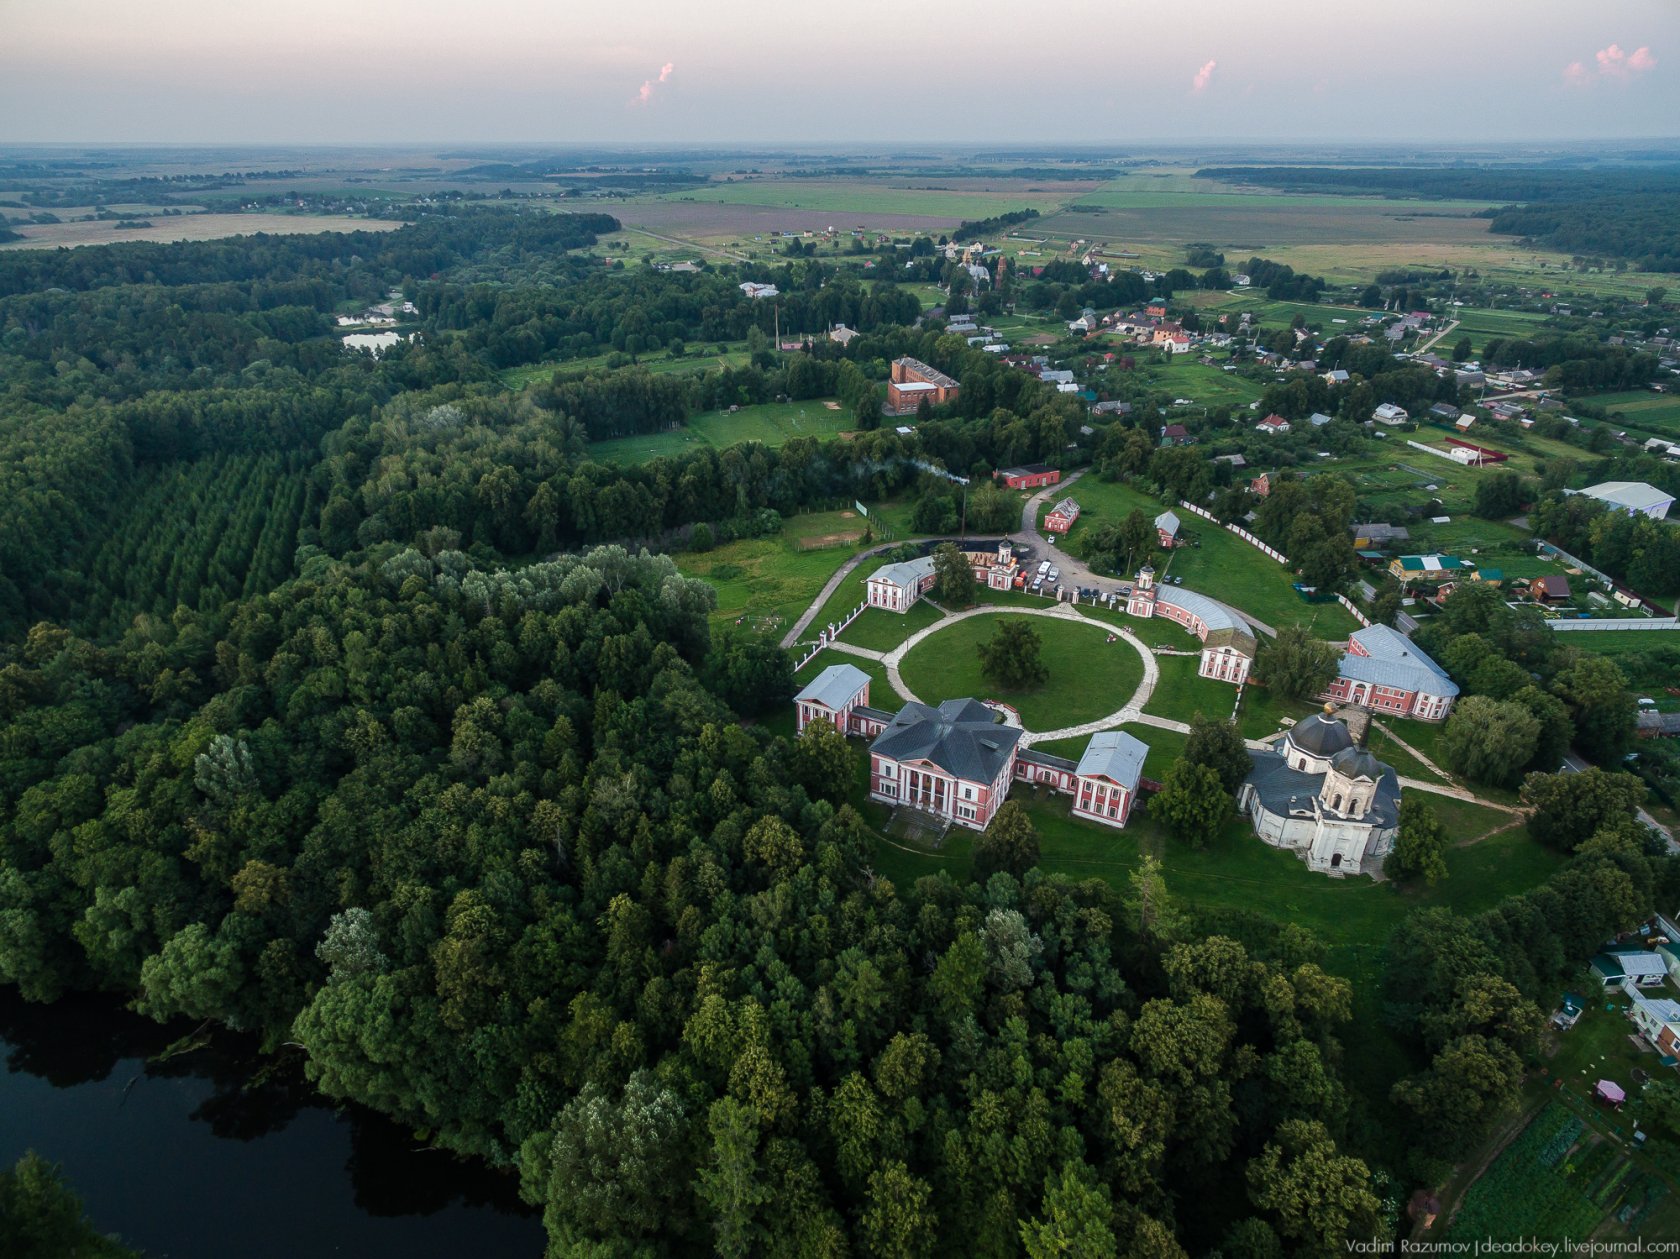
780,544 -> 894,649
1413,317 -> 1461,356
1014,470 -> 1279,638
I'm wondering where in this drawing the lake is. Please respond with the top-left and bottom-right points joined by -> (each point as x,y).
0,987 -> 545,1257
341,331 -> 406,354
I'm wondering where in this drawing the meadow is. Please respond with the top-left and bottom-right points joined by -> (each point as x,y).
896,612 -> 1145,729
1581,389 -> 1680,438
585,399 -> 852,464
1057,478 -> 1362,635
501,342 -> 751,389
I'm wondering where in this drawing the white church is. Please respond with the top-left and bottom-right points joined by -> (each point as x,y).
1237,707 -> 1401,877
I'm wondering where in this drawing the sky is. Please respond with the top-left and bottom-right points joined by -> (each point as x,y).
1,0 -> 1675,146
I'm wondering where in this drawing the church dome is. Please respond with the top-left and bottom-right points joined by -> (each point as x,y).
1288,712 -> 1354,758
1329,746 -> 1384,781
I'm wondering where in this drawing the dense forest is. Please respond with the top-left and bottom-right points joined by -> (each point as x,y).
1,203 -> 1673,1255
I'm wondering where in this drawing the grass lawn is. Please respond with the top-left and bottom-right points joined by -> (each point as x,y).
587,399 -> 853,464
501,343 -> 750,389
1236,686 -> 1320,740
1557,630 -> 1680,698
897,612 -> 1144,730
677,535 -> 858,631
1579,388 -> 1680,439
838,603 -> 945,654
1060,479 -> 1360,635
1143,653 -> 1244,725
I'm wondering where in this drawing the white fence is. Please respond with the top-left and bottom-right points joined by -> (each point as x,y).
795,599 -> 869,670
1178,499 -> 1289,565
1404,438 -> 1472,465
1334,593 -> 1371,628
1548,618 -> 1680,633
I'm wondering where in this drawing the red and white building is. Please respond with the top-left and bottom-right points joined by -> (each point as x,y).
794,663 -> 877,735
865,556 -> 937,613
1155,510 -> 1181,549
1256,414 -> 1291,435
1320,624 -> 1459,722
887,357 -> 961,414
1126,566 -> 1255,684
998,464 -> 1061,491
1044,497 -> 1081,534
1070,731 -> 1147,828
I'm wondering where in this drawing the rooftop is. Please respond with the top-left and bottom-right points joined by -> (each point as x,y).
869,555 -> 937,590
795,662 -> 871,711
1075,731 -> 1147,792
1577,481 -> 1674,513
870,697 -> 1022,785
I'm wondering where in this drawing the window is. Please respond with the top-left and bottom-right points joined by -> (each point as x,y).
1332,794 -> 1343,812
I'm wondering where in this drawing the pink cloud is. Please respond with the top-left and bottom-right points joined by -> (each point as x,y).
1191,60 -> 1216,93
1565,43 -> 1656,86
631,61 -> 676,107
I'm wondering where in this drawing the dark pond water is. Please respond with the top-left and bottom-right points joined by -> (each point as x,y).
0,987 -> 545,1257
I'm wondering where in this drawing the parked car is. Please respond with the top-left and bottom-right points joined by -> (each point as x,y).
1037,560 -> 1051,577
1048,566 -> 1060,582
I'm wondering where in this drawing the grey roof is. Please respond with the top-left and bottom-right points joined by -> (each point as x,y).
1288,712 -> 1356,757
1330,745 -> 1385,782
868,555 -> 936,590
795,663 -> 870,711
1578,481 -> 1674,513
1075,730 -> 1147,792
1308,411 -> 1334,426
1593,950 -> 1669,980
1339,625 -> 1459,697
1018,747 -> 1079,773
894,357 -> 959,389
1050,497 -> 1081,518
1246,746 -> 1401,832
870,698 -> 1022,784
1352,523 -> 1410,543
1155,510 -> 1181,536
1157,587 -> 1256,656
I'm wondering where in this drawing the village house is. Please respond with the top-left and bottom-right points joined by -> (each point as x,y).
1159,423 -> 1194,446
1591,949 -> 1670,990
1529,574 -> 1573,604
1044,497 -> 1081,534
1126,565 -> 1256,683
739,282 -> 780,299
1389,554 -> 1472,581
1371,403 -> 1409,426
1322,369 -> 1351,385
828,324 -> 860,345
1256,414 -> 1291,435
1155,510 -> 1181,548
1629,992 -> 1680,1055
1351,523 -> 1410,548
1320,624 -> 1459,722
997,464 -> 1060,491
1238,708 -> 1400,877
1250,472 -> 1271,498
887,357 -> 961,414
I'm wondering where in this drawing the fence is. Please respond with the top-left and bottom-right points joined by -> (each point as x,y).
1334,593 -> 1371,628
795,600 -> 869,670
1535,542 -> 1671,617
1403,438 -> 1472,466
1177,499 -> 1289,564
1548,618 -> 1680,633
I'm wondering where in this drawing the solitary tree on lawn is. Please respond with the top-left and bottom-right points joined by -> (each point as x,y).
931,542 -> 973,607
978,619 -> 1048,691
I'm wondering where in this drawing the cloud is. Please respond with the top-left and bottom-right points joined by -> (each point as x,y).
1564,43 -> 1656,86
631,61 -> 676,107
1190,59 -> 1216,93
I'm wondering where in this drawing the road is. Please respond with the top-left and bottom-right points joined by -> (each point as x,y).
1015,471 -> 1279,638
622,225 -> 751,263
1412,318 -> 1461,356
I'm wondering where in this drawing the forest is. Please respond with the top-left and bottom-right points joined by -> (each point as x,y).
0,201 -> 1674,1256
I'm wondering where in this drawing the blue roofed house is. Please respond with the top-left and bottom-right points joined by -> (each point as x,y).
1629,991 -> 1680,1056
1071,731 -> 1147,829
794,663 -> 873,735
1322,623 -> 1459,722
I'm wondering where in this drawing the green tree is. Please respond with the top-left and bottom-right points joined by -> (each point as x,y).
1441,695 -> 1541,788
0,1152 -> 138,1259
932,541 -> 974,606
1391,1035 -> 1524,1160
973,800 -> 1040,881
536,1070 -> 690,1243
790,717 -> 857,801
1124,856 -> 1186,945
1551,654 -> 1637,763
1184,715 -> 1252,794
1257,626 -> 1338,703
1151,760 -> 1229,848
1389,798 -> 1448,885
697,1097 -> 771,1258
860,1160 -> 936,1259
1519,767 -> 1646,851
1472,470 -> 1527,519
977,618 -> 1049,691
1643,1079 -> 1680,1138
1246,1119 -> 1380,1252
1451,336 -> 1473,362
1020,1163 -> 1117,1258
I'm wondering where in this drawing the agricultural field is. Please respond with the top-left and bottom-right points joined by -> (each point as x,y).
1113,354 -> 1267,412
585,399 -> 853,464
896,612 -> 1145,730
1447,304 -> 1555,353
642,178 -> 1079,220
1579,389 -> 1680,439
0,212 -> 401,250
